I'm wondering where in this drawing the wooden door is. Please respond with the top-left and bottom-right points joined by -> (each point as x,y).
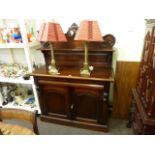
39,84 -> 70,119
72,87 -> 107,124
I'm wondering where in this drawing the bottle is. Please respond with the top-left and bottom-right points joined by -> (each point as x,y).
0,91 -> 3,105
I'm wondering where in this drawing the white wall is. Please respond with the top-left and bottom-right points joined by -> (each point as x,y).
35,18 -> 146,62
32,0 -> 146,62
1,0 -> 147,62
0,48 -> 27,64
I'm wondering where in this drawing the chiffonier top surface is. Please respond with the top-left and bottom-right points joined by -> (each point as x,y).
31,66 -> 114,82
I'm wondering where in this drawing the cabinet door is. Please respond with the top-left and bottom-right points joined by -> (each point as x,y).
39,85 -> 70,119
72,88 -> 107,124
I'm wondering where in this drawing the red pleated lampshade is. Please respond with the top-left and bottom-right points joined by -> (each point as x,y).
38,22 -> 67,42
74,20 -> 103,42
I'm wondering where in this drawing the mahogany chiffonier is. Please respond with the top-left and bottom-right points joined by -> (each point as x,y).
31,28 -> 116,132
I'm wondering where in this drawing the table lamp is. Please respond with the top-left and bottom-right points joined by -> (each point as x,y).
74,20 -> 103,76
38,21 -> 67,74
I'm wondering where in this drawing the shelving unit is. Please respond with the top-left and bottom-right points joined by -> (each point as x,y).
0,77 -> 33,84
0,19 -> 41,113
0,43 -> 24,48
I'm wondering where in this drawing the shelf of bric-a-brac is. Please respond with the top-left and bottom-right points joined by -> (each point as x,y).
0,82 -> 39,112
0,19 -> 41,113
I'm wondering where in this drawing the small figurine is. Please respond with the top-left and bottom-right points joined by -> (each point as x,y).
0,84 -> 16,105
11,27 -> 22,43
0,91 -> 3,105
27,33 -> 32,42
1,28 -> 9,43
0,28 -> 4,43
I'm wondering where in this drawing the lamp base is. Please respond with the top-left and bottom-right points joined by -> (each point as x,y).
80,65 -> 94,77
80,68 -> 90,76
48,65 -> 60,75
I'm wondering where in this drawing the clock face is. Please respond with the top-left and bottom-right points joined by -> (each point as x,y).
70,30 -> 75,37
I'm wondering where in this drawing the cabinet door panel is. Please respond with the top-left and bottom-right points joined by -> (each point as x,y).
73,88 -> 100,121
74,93 -> 98,120
39,85 -> 70,118
45,91 -> 66,114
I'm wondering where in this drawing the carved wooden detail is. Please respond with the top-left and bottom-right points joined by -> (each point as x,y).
131,25 -> 155,134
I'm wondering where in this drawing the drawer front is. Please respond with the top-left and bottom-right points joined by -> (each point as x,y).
36,76 -> 109,86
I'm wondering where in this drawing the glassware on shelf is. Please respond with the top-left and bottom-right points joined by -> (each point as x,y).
25,20 -> 37,43
0,63 -> 28,78
0,83 -> 36,108
27,33 -> 32,42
